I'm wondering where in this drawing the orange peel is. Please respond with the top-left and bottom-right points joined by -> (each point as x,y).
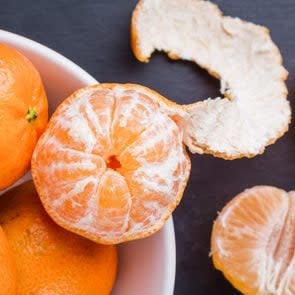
131,0 -> 291,159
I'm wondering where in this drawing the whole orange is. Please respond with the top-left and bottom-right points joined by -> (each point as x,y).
0,181 -> 117,295
0,44 -> 48,189
0,226 -> 16,295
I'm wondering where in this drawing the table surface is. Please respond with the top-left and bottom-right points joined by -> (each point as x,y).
1,0 -> 294,294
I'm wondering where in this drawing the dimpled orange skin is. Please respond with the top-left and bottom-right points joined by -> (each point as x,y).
0,181 -> 117,295
0,43 -> 48,189
0,226 -> 16,295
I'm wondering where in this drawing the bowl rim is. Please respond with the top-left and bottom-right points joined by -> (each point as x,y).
0,29 -> 176,295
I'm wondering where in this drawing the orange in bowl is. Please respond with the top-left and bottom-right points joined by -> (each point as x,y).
0,225 -> 16,295
32,83 -> 191,244
0,181 -> 117,295
0,43 -> 48,189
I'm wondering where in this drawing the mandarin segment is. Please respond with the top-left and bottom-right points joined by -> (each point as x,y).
48,88 -> 114,157
119,112 -> 188,232
0,181 -> 117,295
91,169 -> 132,236
111,89 -> 158,154
32,83 -> 191,244
211,186 -> 295,295
82,90 -> 115,157
33,146 -> 106,187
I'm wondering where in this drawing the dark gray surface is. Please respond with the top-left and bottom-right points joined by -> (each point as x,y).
1,1 -> 294,294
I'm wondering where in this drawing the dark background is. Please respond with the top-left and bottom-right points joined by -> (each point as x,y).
1,1 -> 294,294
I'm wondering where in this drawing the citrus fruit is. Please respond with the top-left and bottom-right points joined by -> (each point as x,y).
131,0 -> 291,159
32,83 -> 191,244
211,186 -> 295,295
0,43 -> 48,189
0,226 -> 16,295
0,181 -> 117,295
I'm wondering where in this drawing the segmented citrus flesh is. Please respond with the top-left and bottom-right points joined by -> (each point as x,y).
32,83 -> 190,244
211,186 -> 295,295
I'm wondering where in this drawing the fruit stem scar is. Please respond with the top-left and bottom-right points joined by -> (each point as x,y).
26,107 -> 38,122
107,155 -> 121,170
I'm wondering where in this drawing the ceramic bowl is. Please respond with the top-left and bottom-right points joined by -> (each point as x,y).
0,29 -> 176,295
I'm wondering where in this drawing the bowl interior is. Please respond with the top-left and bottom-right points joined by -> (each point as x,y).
0,30 -> 175,295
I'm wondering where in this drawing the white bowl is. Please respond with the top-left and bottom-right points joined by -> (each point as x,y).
0,30 -> 176,295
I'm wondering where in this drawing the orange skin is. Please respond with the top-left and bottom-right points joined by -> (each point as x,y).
0,181 -> 117,295
0,44 -> 48,189
0,226 -> 16,295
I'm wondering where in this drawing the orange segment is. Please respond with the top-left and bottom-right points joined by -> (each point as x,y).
211,186 -> 295,295
111,89 -> 158,154
119,111 -> 180,169
32,83 -> 190,244
82,89 -> 115,157
33,145 -> 106,186
119,112 -> 188,232
92,169 -> 132,237
33,147 -> 106,225
47,88 -> 114,157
